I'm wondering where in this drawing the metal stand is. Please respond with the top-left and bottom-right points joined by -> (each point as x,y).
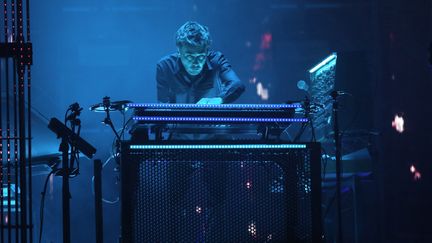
293,97 -> 318,142
48,109 -> 97,243
331,91 -> 343,243
94,159 -> 103,243
60,137 -> 71,243
102,97 -> 121,142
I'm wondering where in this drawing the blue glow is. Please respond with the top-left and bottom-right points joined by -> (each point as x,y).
127,103 -> 301,109
130,144 -> 307,150
133,116 -> 308,123
133,116 -> 308,122
308,53 -> 337,73
2,200 -> 16,206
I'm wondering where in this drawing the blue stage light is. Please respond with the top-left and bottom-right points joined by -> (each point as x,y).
132,116 -> 308,123
129,144 -> 307,150
127,103 -> 301,109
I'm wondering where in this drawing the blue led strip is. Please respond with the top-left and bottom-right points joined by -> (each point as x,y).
133,116 -> 308,123
127,103 -> 301,109
130,144 -> 307,150
2,200 -> 16,206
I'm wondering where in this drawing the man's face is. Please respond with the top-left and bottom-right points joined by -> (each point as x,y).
178,45 -> 208,76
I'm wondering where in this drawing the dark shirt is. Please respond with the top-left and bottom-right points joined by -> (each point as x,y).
156,50 -> 245,104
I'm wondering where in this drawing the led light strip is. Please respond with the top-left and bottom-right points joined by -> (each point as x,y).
308,53 -> 337,73
130,144 -> 307,150
133,116 -> 308,123
127,103 -> 301,109
2,200 -> 16,206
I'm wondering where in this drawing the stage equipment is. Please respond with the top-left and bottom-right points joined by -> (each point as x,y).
129,103 -> 303,123
90,98 -> 131,112
90,96 -> 132,141
90,97 -> 134,242
0,1 -> 33,241
308,53 -> 338,142
120,103 -> 320,242
308,52 -> 377,243
48,104 -> 96,243
331,90 -> 344,243
307,53 -> 345,242
120,141 -> 321,243
94,159 -> 103,243
128,103 -> 307,141
48,118 -> 96,159
307,52 -> 375,145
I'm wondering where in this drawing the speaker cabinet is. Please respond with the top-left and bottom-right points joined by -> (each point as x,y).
120,141 -> 321,242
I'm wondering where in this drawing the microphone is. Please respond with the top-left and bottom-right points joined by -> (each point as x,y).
297,80 -> 309,92
102,96 -> 111,109
66,102 -> 83,121
69,102 -> 80,111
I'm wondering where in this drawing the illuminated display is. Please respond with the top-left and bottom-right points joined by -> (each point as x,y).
127,103 -> 301,109
133,116 -> 307,123
130,144 -> 307,150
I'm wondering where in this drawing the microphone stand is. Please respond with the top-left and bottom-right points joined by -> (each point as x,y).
59,134 -> 71,243
101,97 -> 122,168
292,97 -> 317,142
102,97 -> 121,142
302,96 -> 317,142
47,102 -> 98,243
331,91 -> 343,243
60,105 -> 82,243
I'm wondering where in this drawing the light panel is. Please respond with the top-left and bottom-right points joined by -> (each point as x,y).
130,144 -> 307,150
133,116 -> 308,123
308,53 -> 337,73
127,103 -> 301,109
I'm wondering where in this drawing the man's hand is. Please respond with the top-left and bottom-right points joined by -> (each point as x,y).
197,97 -> 223,104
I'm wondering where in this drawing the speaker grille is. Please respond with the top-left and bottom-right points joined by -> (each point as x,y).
120,142 -> 321,242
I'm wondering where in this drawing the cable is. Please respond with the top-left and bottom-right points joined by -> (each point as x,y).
308,112 -> 317,142
38,169 -> 57,243
64,108 -> 71,124
321,147 -> 329,183
119,110 -> 132,140
319,147 -> 330,240
68,150 -> 80,179
111,113 -> 133,157
101,110 -> 133,204
69,123 -> 81,178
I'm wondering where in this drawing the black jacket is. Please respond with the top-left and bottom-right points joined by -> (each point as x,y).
156,51 -> 245,103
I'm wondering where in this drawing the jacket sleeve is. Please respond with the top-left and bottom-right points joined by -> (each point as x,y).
216,53 -> 246,103
156,63 -> 173,103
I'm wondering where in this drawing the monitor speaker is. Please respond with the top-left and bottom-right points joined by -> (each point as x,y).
120,141 -> 321,243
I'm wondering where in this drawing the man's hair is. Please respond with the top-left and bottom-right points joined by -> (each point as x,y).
175,21 -> 211,49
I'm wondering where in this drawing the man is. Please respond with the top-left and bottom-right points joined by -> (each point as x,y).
155,21 -> 245,241
156,21 -> 245,104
